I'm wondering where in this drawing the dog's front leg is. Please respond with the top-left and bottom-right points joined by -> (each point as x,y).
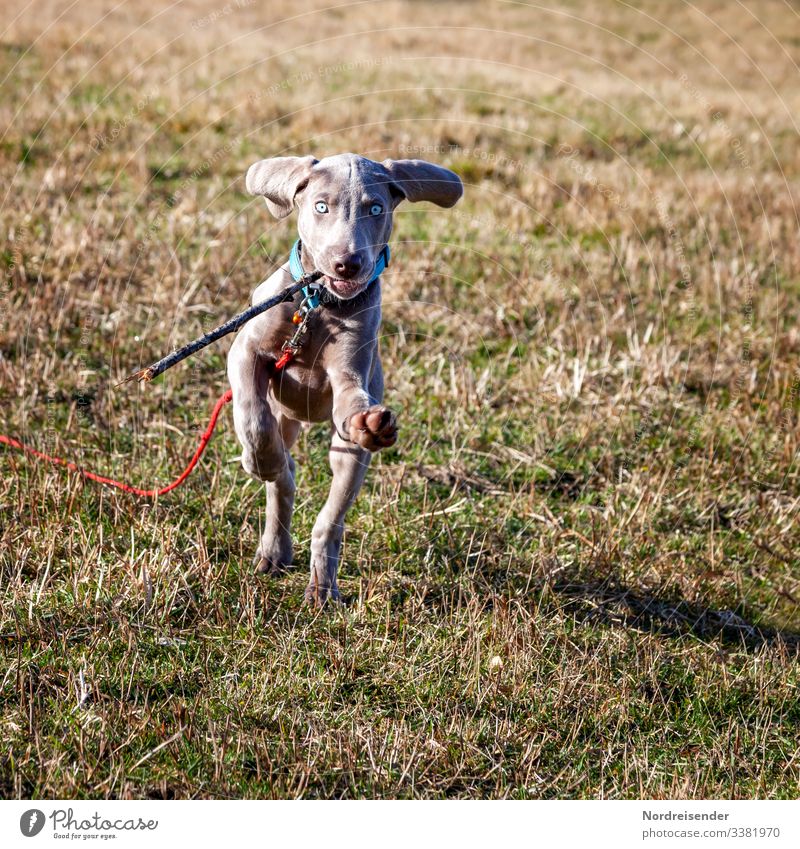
306,432 -> 370,606
306,368 -> 397,605
331,365 -> 398,453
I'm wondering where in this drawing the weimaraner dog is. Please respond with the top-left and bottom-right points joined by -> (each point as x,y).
228,153 -> 463,605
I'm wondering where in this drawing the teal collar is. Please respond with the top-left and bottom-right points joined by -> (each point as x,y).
288,239 -> 390,308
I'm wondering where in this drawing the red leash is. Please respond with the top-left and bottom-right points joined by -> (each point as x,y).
0,389 -> 233,497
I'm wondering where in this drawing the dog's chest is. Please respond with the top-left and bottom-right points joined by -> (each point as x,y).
265,311 -> 350,422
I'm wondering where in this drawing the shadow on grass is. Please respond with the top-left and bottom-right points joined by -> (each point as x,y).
552,578 -> 800,654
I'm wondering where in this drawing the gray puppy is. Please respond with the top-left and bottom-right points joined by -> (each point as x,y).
228,153 -> 463,605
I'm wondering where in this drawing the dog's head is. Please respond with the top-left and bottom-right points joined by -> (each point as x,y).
245,152 -> 463,300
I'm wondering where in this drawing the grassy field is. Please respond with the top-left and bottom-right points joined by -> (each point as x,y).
1,0 -> 799,799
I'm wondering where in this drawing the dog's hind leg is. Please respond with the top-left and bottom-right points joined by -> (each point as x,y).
255,415 -> 299,574
228,333 -> 296,573
306,432 -> 371,606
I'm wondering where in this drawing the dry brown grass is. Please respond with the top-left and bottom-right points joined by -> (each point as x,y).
1,0 -> 799,799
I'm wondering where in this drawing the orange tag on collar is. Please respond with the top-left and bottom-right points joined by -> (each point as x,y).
275,348 -> 294,370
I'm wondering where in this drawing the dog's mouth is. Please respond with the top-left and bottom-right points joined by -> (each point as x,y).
322,268 -> 375,300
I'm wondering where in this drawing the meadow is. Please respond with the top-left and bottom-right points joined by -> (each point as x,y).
1,0 -> 799,798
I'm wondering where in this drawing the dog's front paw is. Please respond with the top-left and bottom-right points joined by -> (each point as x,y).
348,406 -> 398,451
304,581 -> 342,607
253,535 -> 293,576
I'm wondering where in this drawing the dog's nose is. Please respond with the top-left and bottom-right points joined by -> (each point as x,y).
332,253 -> 363,280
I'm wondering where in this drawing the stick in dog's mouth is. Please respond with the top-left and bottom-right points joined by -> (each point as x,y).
118,274 -> 321,387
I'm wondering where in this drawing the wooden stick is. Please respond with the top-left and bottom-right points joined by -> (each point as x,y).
120,272 -> 322,385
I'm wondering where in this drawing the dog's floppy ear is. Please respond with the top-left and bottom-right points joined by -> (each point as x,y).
245,155 -> 318,219
381,158 -> 463,208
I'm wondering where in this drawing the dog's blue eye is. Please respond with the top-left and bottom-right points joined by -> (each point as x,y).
369,203 -> 383,216
315,201 -> 328,213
